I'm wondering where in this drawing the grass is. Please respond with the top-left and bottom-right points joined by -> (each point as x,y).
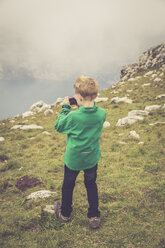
0,67 -> 165,247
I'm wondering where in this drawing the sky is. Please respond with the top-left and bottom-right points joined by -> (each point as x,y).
0,0 -> 165,119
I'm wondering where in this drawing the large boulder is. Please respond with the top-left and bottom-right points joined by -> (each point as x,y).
30,100 -> 51,113
144,105 -> 162,112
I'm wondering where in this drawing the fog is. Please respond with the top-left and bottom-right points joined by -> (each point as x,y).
0,0 -> 165,119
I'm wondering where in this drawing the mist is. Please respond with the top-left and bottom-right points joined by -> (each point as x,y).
0,0 -> 165,119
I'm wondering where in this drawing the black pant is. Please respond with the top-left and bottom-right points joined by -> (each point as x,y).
61,164 -> 100,218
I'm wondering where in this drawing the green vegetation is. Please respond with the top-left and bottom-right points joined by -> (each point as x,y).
0,69 -> 165,248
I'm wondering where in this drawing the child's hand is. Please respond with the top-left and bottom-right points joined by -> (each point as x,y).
62,96 -> 70,105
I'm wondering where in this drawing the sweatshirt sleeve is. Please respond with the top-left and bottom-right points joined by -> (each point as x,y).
54,106 -> 73,134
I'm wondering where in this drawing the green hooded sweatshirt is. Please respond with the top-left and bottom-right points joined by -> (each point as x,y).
54,102 -> 106,171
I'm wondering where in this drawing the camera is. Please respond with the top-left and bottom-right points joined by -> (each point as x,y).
69,97 -> 78,105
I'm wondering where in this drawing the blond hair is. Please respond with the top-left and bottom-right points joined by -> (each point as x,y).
74,75 -> 98,100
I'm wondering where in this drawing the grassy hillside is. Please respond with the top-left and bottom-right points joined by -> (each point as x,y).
0,67 -> 165,248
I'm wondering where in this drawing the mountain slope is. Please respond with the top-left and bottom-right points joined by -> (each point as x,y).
0,44 -> 165,248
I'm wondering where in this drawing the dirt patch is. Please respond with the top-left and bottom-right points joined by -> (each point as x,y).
16,175 -> 44,191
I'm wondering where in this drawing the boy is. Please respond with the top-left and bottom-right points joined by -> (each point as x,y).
54,76 -> 106,229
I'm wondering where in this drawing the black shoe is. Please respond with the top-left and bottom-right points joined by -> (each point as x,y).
89,217 -> 101,229
54,201 -> 71,223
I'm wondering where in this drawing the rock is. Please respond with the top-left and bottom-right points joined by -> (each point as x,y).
149,122 -> 165,126
129,131 -> 140,139
22,111 -> 34,118
138,142 -> 144,145
155,94 -> 165,100
27,190 -> 56,200
10,120 -> 15,123
42,131 -> 52,136
151,74 -> 157,78
142,83 -> 151,87
118,133 -> 124,136
153,77 -> 162,83
126,89 -> 133,93
111,85 -> 116,89
44,109 -> 54,116
116,116 -> 144,126
144,71 -> 154,76
54,97 -> 65,106
0,137 -> 5,142
43,205 -> 55,214
128,110 -> 149,117
159,72 -> 164,77
111,97 -> 133,104
11,124 -> 44,130
128,78 -> 136,82
30,100 -> 51,113
119,141 -> 127,144
103,121 -> 110,128
95,97 -> 108,103
112,90 -> 119,94
120,43 -> 165,81
144,105 -> 162,112
162,104 -> 165,109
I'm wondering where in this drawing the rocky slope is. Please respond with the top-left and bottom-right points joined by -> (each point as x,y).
120,43 -> 165,81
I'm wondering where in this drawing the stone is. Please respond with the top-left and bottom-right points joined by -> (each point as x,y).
126,89 -> 133,93
142,83 -> 151,87
112,90 -> 119,94
22,111 -> 34,118
144,105 -> 161,112
119,141 -> 127,144
149,122 -> 165,126
0,137 -> 5,142
129,131 -> 140,139
30,100 -> 51,113
30,100 -> 47,112
44,109 -> 54,116
138,142 -> 144,145
128,78 -> 136,82
162,104 -> 165,109
111,97 -> 133,104
43,205 -> 55,214
128,110 -> 149,117
54,97 -> 65,105
43,131 -> 52,136
103,121 -> 110,128
151,74 -> 157,78
153,77 -> 162,83
144,71 -> 153,76
27,190 -> 56,200
155,94 -> 165,100
116,115 -> 144,126
95,97 -> 108,103
11,124 -> 43,130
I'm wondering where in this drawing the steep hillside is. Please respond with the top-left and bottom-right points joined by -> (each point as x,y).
0,44 -> 165,248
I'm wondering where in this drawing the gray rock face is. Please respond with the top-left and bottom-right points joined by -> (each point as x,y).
120,43 -> 165,81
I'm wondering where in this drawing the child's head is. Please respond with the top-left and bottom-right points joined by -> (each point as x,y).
74,75 -> 98,101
